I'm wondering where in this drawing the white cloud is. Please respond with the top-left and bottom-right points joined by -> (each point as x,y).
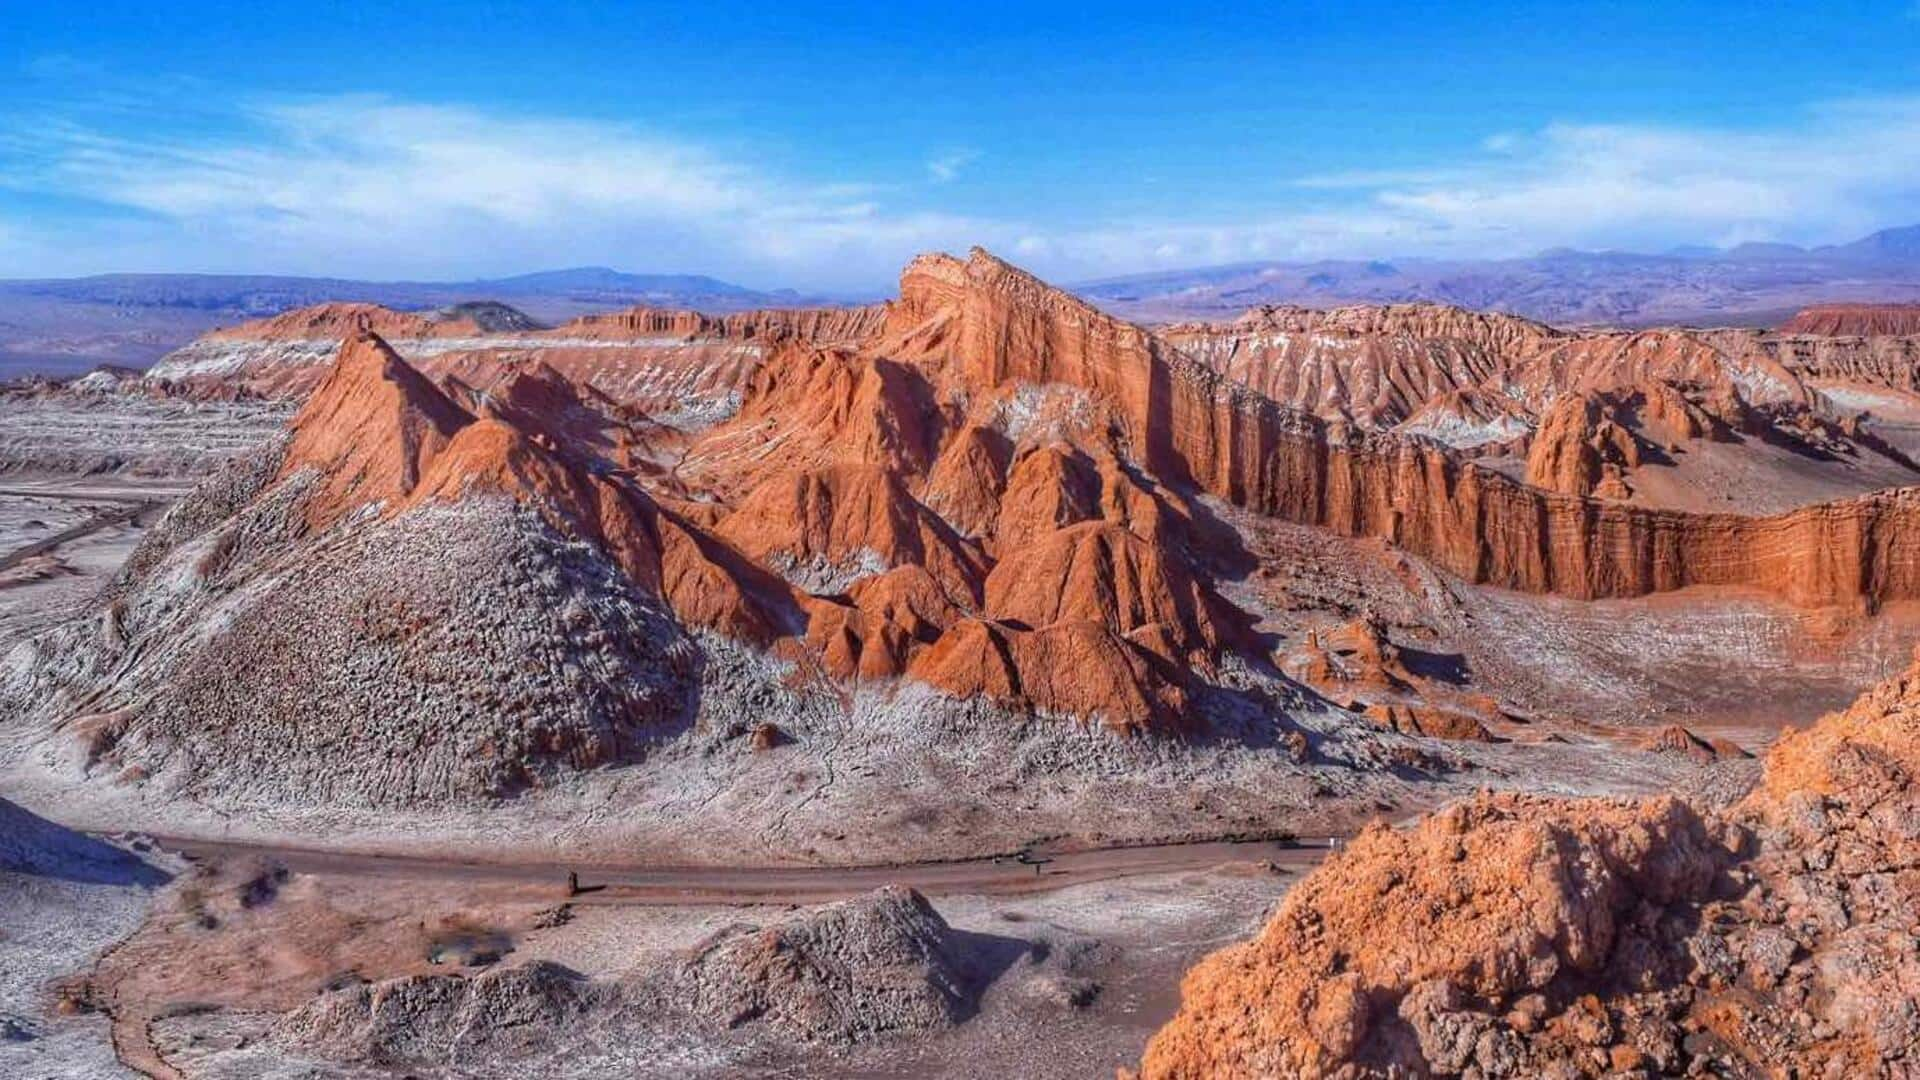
925,149 -> 980,184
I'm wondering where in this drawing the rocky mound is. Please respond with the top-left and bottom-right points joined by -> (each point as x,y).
437,300 -> 546,333
676,885 -> 978,1044
1137,649 -> 1920,1078
275,888 -> 977,1071
0,332 -> 703,806
278,961 -> 610,1069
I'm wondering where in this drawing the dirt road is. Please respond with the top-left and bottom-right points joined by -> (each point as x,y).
144,832 -> 1339,905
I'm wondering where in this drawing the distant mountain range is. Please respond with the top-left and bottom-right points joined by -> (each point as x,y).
1076,225 -> 1920,327
7,225 -> 1920,378
0,268 -> 835,378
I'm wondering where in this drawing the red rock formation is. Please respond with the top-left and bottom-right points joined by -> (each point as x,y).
802,566 -> 961,680
714,464 -> 986,605
919,425 -> 1011,540
878,250 -> 1920,612
981,521 -> 1229,664
991,446 -> 1103,550
1314,615 -> 1412,692
685,345 -> 949,496
206,303 -> 467,342
1359,701 -> 1493,742
153,300 -> 891,421
1636,724 -> 1741,764
282,330 -> 807,647
1630,380 -> 1722,446
280,331 -> 473,527
847,565 -> 962,643
553,303 -> 886,344
1393,387 -> 1533,450
1268,431 -> 1920,609
1137,648 -> 1920,1077
1288,617 -> 1498,741
1163,303 -> 1552,427
1780,302 -> 1920,337
654,509 -> 798,644
1524,394 -> 1636,497
222,253 -> 1920,743
906,617 -> 1187,732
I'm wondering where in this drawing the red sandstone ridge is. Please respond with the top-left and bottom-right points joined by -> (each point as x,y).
1523,393 -> 1638,498
151,298 -> 888,424
885,252 -> 1920,612
554,303 -> 886,344
1780,302 -> 1920,337
278,328 -> 803,643
207,302 -> 488,342
1137,648 -> 1920,1078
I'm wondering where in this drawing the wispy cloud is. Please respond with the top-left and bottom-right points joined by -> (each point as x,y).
0,93 -> 1006,287
3,86 -> 1920,286
1050,96 -> 1920,272
925,149 -> 980,184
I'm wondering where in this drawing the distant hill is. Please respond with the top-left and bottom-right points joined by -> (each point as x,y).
1077,224 -> 1920,327
0,268 -> 839,377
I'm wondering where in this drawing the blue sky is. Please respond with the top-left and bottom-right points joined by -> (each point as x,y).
3,1 -> 1919,290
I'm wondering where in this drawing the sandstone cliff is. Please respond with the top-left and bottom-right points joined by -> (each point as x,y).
882,250 -> 1920,613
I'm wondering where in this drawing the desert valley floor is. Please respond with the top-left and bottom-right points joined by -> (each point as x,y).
4,252 -> 1920,1077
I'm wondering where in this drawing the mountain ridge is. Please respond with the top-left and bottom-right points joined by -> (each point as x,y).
1077,223 -> 1920,327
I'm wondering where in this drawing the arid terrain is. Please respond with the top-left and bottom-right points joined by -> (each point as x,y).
4,248 -> 1919,1077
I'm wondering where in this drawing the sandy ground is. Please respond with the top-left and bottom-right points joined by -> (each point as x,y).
75,846 -> 1303,1079
0,805 -> 176,1080
0,870 -> 155,1079
0,479 -> 180,648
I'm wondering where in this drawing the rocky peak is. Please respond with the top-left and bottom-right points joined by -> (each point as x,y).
281,330 -> 474,525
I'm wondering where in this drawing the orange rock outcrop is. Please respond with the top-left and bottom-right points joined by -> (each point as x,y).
280,331 -> 473,527
207,302 -> 467,342
1138,650 -> 1920,1077
554,303 -> 887,344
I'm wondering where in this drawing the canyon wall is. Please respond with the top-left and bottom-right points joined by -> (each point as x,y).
904,250 -> 1920,612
